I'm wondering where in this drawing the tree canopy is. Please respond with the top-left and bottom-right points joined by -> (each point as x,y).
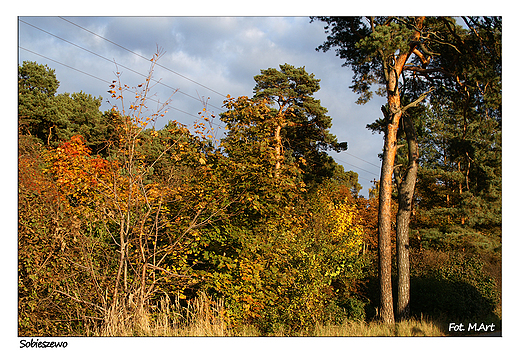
19,61 -> 113,153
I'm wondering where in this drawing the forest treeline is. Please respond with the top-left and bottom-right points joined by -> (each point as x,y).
18,16 -> 501,336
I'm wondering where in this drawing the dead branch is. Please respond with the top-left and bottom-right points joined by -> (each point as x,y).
54,289 -> 107,314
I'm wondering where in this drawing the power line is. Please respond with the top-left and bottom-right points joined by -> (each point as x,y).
344,151 -> 381,169
284,139 -> 380,183
18,18 -> 226,115
19,46 -> 111,87
58,16 -> 229,99
19,46 -> 202,122
284,138 -> 380,178
332,155 -> 380,176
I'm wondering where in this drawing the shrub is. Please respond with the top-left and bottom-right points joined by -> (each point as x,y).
198,185 -> 367,334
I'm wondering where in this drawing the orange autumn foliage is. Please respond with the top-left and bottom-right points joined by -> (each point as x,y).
46,135 -> 110,204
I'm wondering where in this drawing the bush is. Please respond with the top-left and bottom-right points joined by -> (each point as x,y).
199,187 -> 367,334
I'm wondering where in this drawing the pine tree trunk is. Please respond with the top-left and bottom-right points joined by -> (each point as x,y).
377,43 -> 411,324
395,113 -> 419,321
377,118 -> 398,324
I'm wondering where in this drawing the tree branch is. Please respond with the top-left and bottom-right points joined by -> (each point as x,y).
403,65 -> 452,77
401,87 -> 434,113
54,289 -> 107,314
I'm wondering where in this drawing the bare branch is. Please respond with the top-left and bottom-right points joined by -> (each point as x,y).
401,87 -> 434,113
54,289 -> 107,314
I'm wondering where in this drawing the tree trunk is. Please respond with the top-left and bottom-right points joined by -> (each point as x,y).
377,51 -> 407,324
395,113 -> 419,321
377,115 -> 399,324
274,123 -> 282,174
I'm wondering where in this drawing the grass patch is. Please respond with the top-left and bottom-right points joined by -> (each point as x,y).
311,318 -> 445,336
93,293 -> 446,337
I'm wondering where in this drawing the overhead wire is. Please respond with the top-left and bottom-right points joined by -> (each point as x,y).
58,16 -> 229,99
331,155 -> 380,176
18,19 -> 226,115
286,139 -> 380,183
344,151 -> 381,169
19,46 -> 202,122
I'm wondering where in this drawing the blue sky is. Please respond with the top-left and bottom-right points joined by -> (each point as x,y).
18,15 -> 387,196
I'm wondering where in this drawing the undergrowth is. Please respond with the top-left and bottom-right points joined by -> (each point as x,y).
93,293 -> 447,337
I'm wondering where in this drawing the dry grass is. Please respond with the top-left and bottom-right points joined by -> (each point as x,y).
311,318 -> 445,337
96,293 -> 231,336
95,294 -> 445,337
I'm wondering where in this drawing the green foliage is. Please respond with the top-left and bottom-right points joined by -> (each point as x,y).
53,91 -> 113,155
19,60 -> 59,96
19,61 -> 63,143
220,95 -> 305,220
356,20 -> 414,60
198,181 -> 367,334
19,61 -> 109,149
253,63 -> 347,186
313,16 -> 422,105
194,65 -> 367,333
413,56 -> 501,250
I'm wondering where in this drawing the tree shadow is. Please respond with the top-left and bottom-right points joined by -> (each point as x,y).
360,275 -> 501,336
409,276 -> 501,336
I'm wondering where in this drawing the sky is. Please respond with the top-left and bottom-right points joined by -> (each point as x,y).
18,15 -> 387,197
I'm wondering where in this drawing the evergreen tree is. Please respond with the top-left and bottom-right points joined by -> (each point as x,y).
19,61 -> 113,153
252,63 -> 347,187
53,92 -> 112,155
18,61 -> 64,144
